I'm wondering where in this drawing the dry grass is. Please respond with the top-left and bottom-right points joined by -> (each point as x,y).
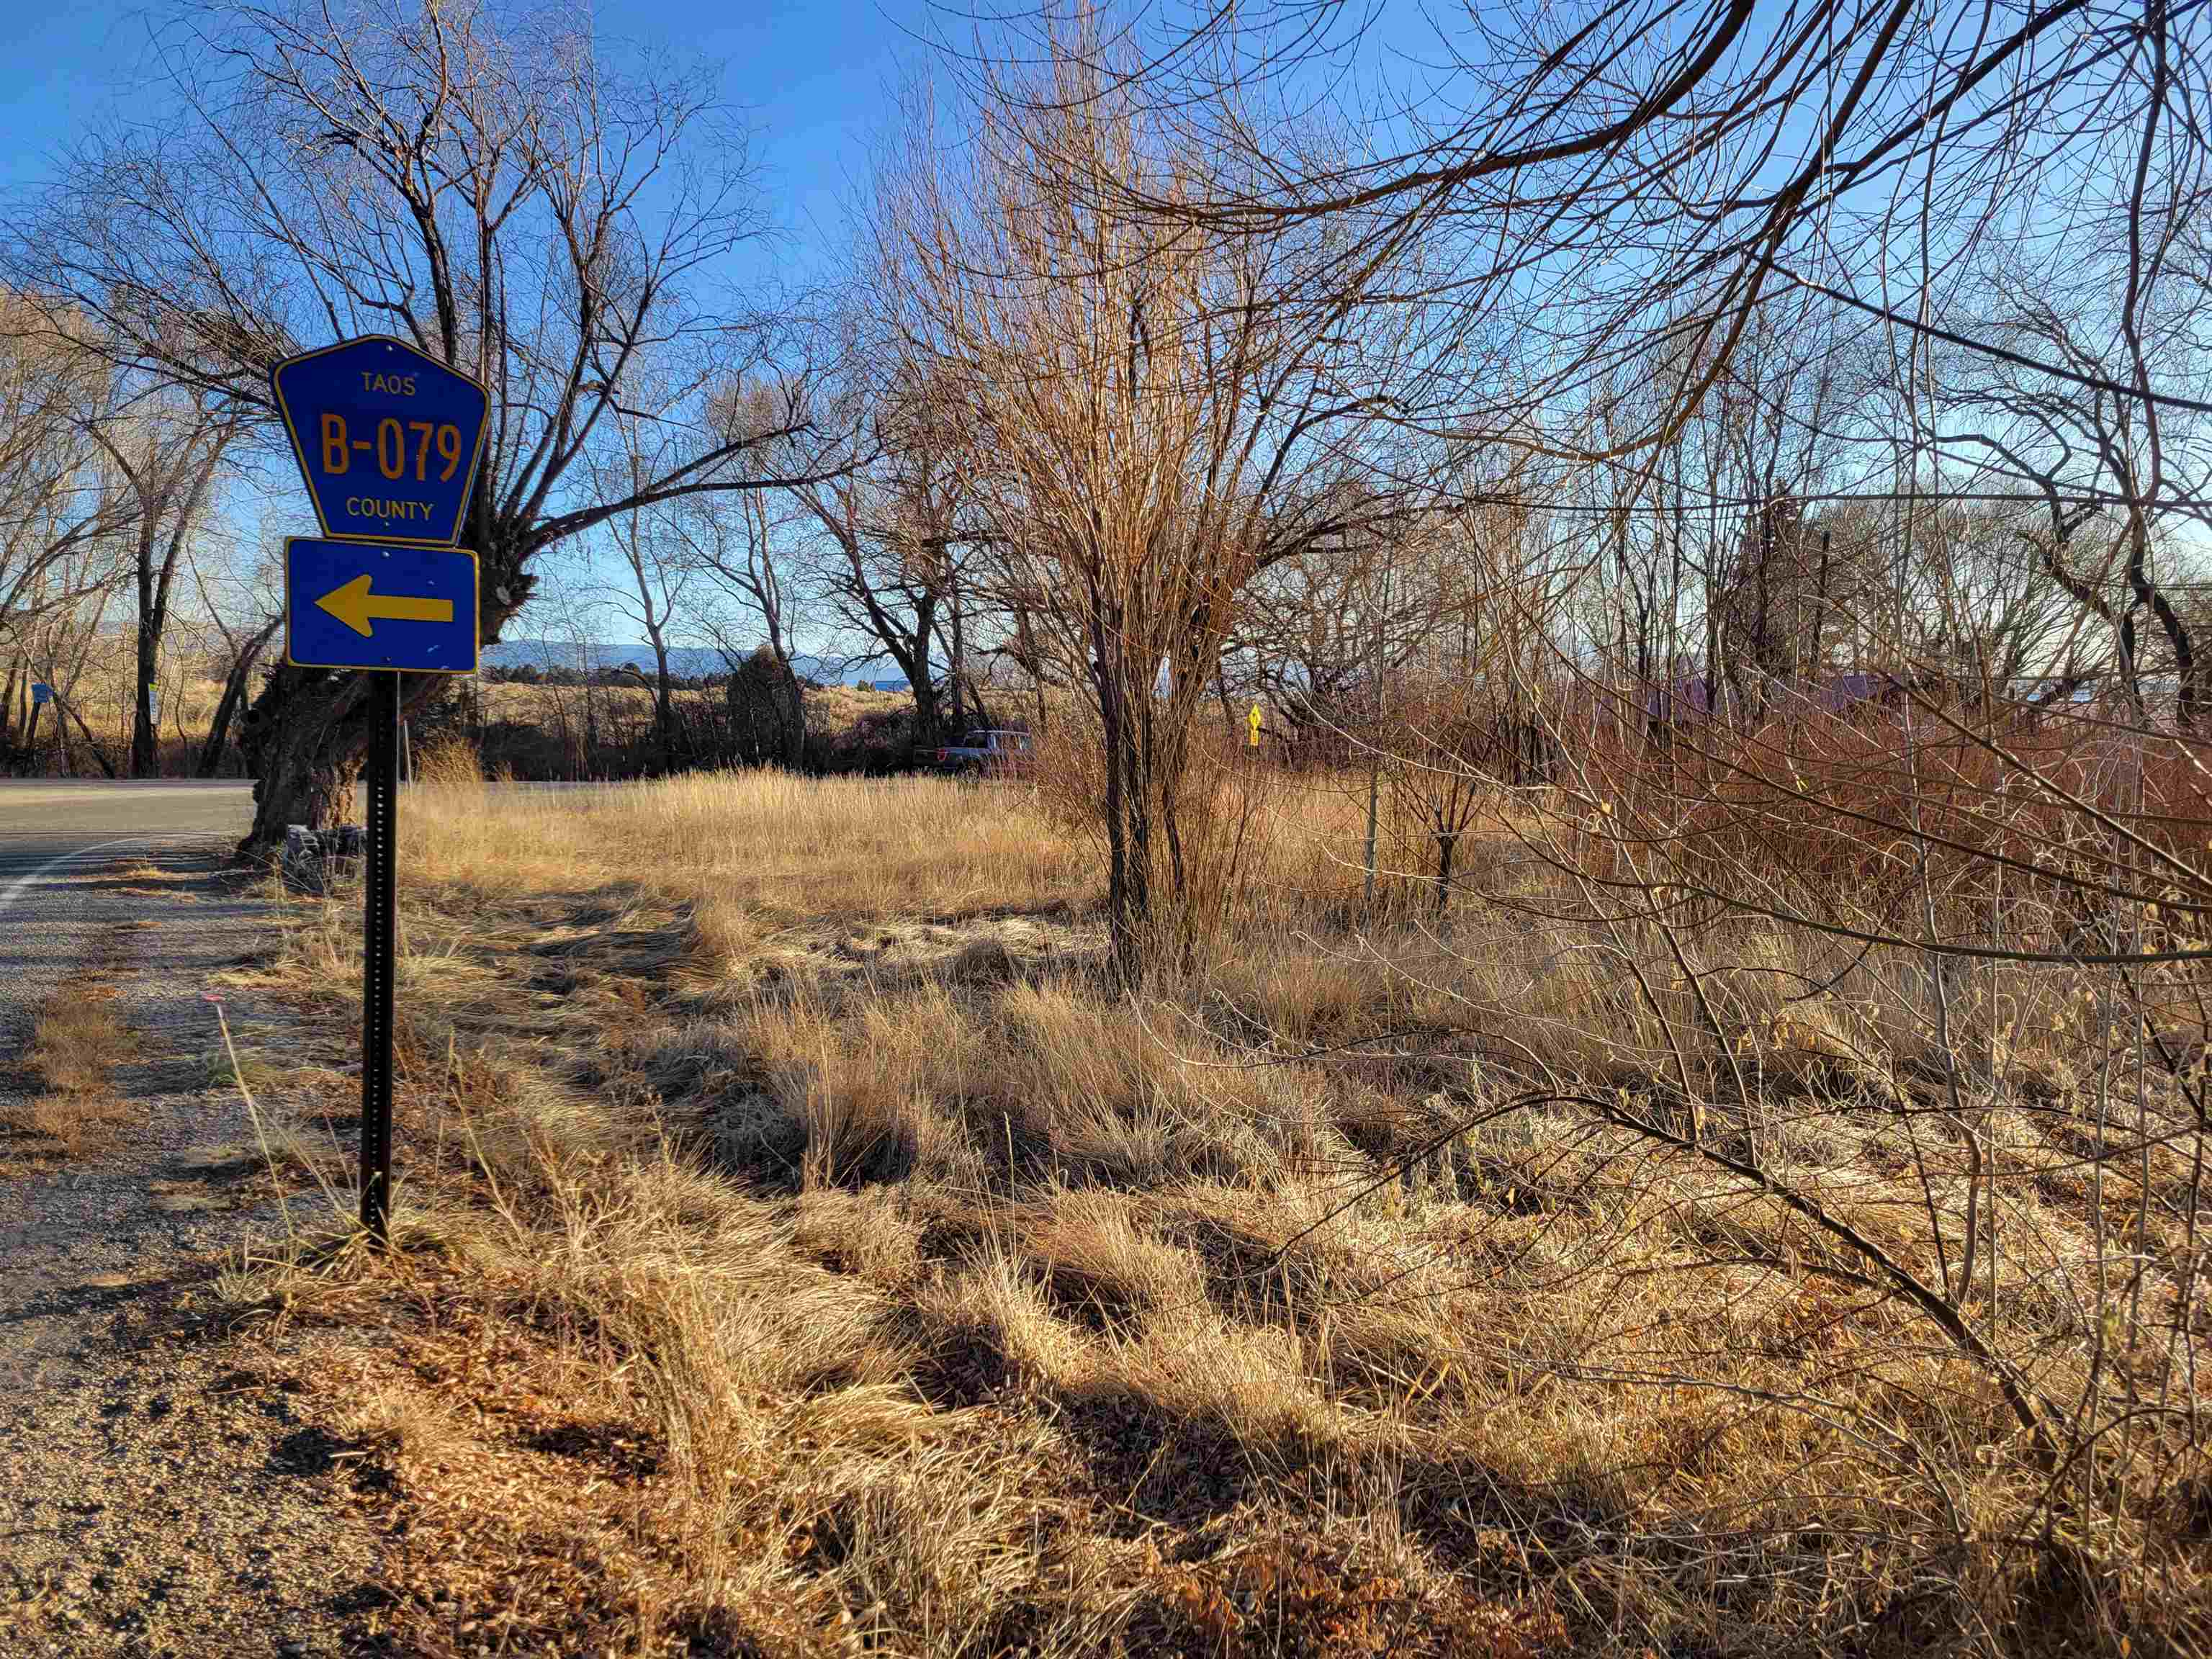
1,947 -> 130,1166
393,766 -> 1094,963
219,767 -> 2210,1658
8,629 -> 235,775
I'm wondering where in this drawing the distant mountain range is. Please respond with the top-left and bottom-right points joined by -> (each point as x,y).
480,639 -> 904,688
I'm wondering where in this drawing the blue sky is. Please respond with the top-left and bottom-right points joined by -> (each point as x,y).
0,0 -> 916,268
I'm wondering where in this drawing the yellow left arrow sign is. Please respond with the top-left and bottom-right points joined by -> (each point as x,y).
315,574 -> 456,639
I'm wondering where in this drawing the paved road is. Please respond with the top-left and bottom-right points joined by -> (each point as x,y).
0,781 -> 258,907
1,782 -> 261,1084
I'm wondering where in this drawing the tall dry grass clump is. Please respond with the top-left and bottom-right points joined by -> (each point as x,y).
410,729 -> 486,786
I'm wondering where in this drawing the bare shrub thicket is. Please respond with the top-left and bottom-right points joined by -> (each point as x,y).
0,303 -> 130,771
872,42 -> 1436,986
233,746 -> 2206,1653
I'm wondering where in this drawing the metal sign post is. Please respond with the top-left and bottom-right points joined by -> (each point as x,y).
361,672 -> 400,1237
271,336 -> 488,1246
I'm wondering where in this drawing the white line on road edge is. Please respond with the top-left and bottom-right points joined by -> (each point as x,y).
0,834 -> 225,921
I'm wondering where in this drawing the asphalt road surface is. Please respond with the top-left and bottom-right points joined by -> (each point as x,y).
0,780 -> 259,912
1,782 -> 261,1058
0,778 -> 267,1370
0,777 -> 603,1007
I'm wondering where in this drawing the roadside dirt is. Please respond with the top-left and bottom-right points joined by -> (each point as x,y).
0,846 -> 381,1658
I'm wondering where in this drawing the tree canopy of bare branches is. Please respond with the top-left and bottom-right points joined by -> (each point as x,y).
12,0 -> 820,842
877,42 -> 1441,981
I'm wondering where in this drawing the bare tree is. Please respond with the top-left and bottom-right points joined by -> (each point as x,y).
595,421 -> 698,773
190,557 -> 281,778
23,575 -> 122,778
16,0 -> 820,847
970,2 -> 2212,1628
1233,488 -> 1439,752
780,357 -> 968,751
86,385 -> 240,774
0,300 -> 128,678
1945,274 -> 2212,727
679,487 -> 807,767
879,46 -> 1430,984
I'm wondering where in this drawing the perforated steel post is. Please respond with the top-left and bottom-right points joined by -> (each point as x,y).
360,671 -> 400,1242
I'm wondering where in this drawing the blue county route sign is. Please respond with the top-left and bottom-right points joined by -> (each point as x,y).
271,337 -> 490,547
285,539 -> 480,674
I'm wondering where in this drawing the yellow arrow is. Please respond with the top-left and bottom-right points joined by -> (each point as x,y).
315,574 -> 454,638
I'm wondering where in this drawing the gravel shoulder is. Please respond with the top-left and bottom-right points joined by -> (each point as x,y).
0,842 -> 380,1658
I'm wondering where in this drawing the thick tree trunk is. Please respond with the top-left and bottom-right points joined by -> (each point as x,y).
258,738 -> 365,837
657,680 -> 675,771
648,634 -> 675,773
911,685 -> 939,760
240,668 -> 467,849
948,592 -> 967,734
1089,591 -> 1156,994
2128,526 -> 2199,731
909,663 -> 941,763
904,598 -> 940,753
239,671 -> 372,846
765,642 -> 806,767
197,680 -> 246,776
1099,666 -> 1138,991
